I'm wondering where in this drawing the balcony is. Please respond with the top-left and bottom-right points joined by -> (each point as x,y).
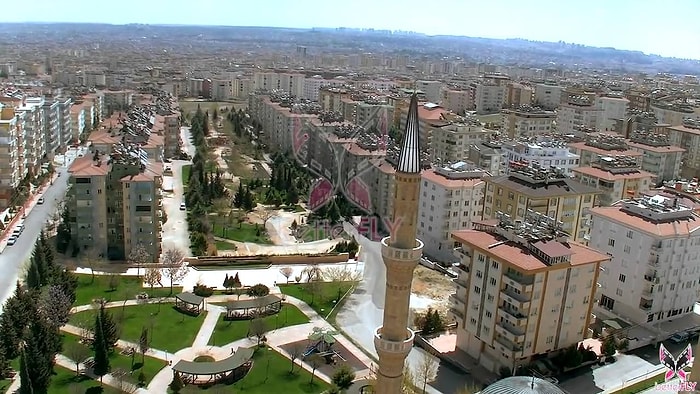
494,335 -> 524,356
643,273 -> 659,284
497,306 -> 527,327
651,242 -> 662,251
448,294 -> 465,310
503,271 -> 534,293
448,306 -> 464,320
648,255 -> 659,268
454,264 -> 470,274
642,287 -> 654,297
454,277 -> 469,288
453,247 -> 471,260
500,288 -> 531,310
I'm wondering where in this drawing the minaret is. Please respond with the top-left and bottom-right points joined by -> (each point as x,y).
374,94 -> 424,394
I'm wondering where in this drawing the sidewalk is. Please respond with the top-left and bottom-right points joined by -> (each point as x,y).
55,354 -> 148,394
61,324 -> 177,362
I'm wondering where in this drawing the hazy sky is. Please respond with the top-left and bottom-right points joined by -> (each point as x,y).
5,0 -> 700,60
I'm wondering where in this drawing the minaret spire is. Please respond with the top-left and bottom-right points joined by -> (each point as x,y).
374,93 -> 424,394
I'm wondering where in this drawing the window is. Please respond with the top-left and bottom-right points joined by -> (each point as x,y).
608,239 -> 615,247
489,277 -> 497,286
624,245 -> 631,254
616,288 -> 623,296
626,230 -> 634,239
546,336 -> 554,344
619,274 -> 626,283
647,314 -> 654,323
470,318 -> 477,325
487,294 -> 494,302
485,311 -> 492,318
476,270 -> 483,279
478,254 -> 485,262
492,261 -> 499,269
583,296 -> 589,304
474,286 -> 481,294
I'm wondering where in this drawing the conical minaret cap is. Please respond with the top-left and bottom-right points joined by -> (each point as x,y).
396,94 -> 421,174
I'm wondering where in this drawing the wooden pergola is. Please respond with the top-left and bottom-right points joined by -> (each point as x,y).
225,294 -> 282,320
175,292 -> 205,315
172,347 -> 254,385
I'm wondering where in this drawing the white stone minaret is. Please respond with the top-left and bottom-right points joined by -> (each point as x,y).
374,94 -> 424,394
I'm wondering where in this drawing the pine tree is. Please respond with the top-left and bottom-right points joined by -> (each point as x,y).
232,273 -> 242,288
18,348 -> 33,394
19,318 -> 54,393
0,283 -> 32,359
223,274 -> 230,291
97,305 -> 119,352
26,259 -> 41,290
233,182 -> 244,208
92,311 -> 110,385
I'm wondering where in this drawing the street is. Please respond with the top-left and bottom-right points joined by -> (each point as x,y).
336,223 -> 475,394
0,160 -> 76,312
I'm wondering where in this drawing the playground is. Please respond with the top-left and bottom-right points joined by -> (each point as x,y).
280,327 -> 367,378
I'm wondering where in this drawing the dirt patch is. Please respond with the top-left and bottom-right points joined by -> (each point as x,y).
412,266 -> 454,301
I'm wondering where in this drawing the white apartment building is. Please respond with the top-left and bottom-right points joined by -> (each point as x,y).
418,163 -> 486,263
441,88 -> 471,115
56,97 -> 73,150
626,131 -> 684,182
232,77 -> 253,99
556,99 -> 601,135
253,72 -> 305,97
572,156 -> 655,207
501,140 -> 580,175
416,80 -> 443,103
430,120 -> 497,164
303,75 -> 346,101
501,107 -> 555,138
41,100 -> 60,156
534,84 -> 564,110
596,96 -> 630,132
70,106 -> 86,144
449,212 -> 609,373
0,104 -> 19,206
590,195 -> 700,326
472,83 -> 506,115
17,97 -> 46,176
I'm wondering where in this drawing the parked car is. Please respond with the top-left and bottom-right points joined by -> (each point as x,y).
7,236 -> 17,246
670,332 -> 690,344
37,197 -> 44,204
180,202 -> 186,211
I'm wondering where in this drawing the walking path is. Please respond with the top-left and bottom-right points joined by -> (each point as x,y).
2,292 -> 374,393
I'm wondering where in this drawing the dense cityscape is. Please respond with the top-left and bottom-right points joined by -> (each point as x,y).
0,19 -> 700,394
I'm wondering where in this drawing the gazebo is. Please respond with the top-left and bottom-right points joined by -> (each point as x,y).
175,292 -> 205,315
225,294 -> 282,319
172,346 -> 254,384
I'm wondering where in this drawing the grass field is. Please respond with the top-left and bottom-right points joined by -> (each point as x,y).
179,346 -> 329,394
613,372 -> 666,394
212,222 -> 272,244
69,303 -> 205,353
215,240 -> 238,251
208,304 -> 309,346
62,333 -> 165,386
279,282 -> 355,319
48,366 -> 120,394
74,274 -> 182,306
178,101 -> 244,117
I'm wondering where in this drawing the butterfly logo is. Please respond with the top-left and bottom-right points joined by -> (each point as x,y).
291,106 -> 390,214
659,343 -> 693,382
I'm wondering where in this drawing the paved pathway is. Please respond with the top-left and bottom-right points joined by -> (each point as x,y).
54,354 -> 148,393
191,306 -> 223,348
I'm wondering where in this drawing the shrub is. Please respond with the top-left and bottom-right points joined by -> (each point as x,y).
193,283 -> 214,297
247,283 -> 270,297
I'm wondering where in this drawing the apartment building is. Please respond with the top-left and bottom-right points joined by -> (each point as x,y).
449,211 -> 608,373
483,163 -> 599,242
534,84 -> 564,110
626,130 -> 683,182
56,97 -> 73,150
70,105 -> 86,143
440,88 -> 471,115
568,134 -> 643,167
504,83 -> 534,108
501,106 -> 555,139
468,141 -> 506,176
430,119 -> 497,164
665,120 -> 700,178
67,145 -> 162,261
399,102 -> 450,152
232,77 -> 254,99
16,97 -> 46,177
501,139 -> 580,175
41,99 -> 60,156
101,90 -> 133,117
572,156 -> 655,206
418,163 -> 486,263
253,72 -> 305,97
0,104 -> 19,207
596,96 -> 630,132
304,76 -> 346,101
471,82 -> 506,115
415,80 -> 443,103
555,95 -> 601,135
590,195 -> 700,326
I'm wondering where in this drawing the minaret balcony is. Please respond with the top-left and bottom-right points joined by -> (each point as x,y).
381,237 -> 423,262
374,326 -> 414,355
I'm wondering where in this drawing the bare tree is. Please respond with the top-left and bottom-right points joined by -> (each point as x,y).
65,341 -> 90,376
128,243 -> 150,278
249,317 -> 269,346
307,279 -> 323,306
82,248 -> 102,284
323,266 -> 361,283
302,264 -> 322,283
162,248 -> 187,294
139,327 -> 150,364
288,342 -> 304,374
308,354 -> 323,386
414,352 -> 439,394
112,368 -> 139,393
259,208 -> 274,226
38,285 -> 72,330
143,266 -> 162,294
279,266 -> 293,284
108,274 -> 120,291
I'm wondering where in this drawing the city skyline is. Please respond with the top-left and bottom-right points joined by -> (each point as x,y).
3,0 -> 700,61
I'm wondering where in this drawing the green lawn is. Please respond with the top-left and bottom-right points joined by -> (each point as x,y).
69,303 -> 205,353
48,365 -> 120,394
300,226 -> 329,242
614,372 -> 666,394
212,222 -> 272,244
279,282 -> 355,318
73,273 -> 182,307
62,333 -> 166,386
182,164 -> 192,185
208,304 -> 309,346
215,240 -> 237,251
179,346 -> 329,394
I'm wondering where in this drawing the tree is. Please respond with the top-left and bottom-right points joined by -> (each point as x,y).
139,327 -> 150,364
93,310 -> 111,385
96,304 -> 119,352
144,267 -> 162,293
82,248 -> 102,284
249,318 -> 269,346
602,335 -> 617,357
323,266 -> 361,283
65,341 -> 90,376
303,264 -> 322,283
308,354 -> 323,386
415,352 -> 439,394
170,371 -> 184,393
0,282 -> 33,360
332,364 -> 356,390
280,267 -> 293,284
128,243 -> 150,278
38,285 -> 72,330
247,283 -> 270,297
162,248 -> 187,294
19,319 -> 54,394
56,204 -> 72,253
288,342 -> 303,374
113,368 -> 139,393
232,272 -> 242,289
108,274 -> 120,291
403,364 -> 418,394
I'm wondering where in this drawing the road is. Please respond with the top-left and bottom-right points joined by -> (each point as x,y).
0,148 -> 85,312
336,223 -> 474,394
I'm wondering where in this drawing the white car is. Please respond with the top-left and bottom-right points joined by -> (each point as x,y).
37,197 -> 45,204
180,202 -> 186,211
7,236 -> 17,246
